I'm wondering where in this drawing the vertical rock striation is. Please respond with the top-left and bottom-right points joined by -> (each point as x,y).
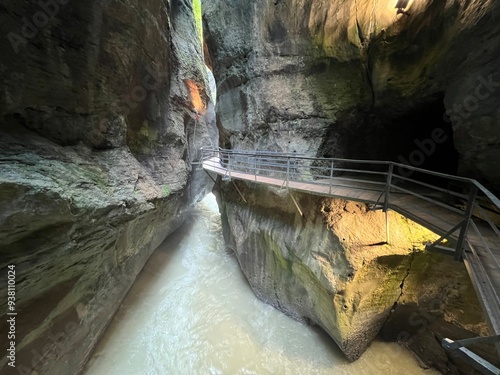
204,0 -> 500,189
204,0 -> 500,369
0,0 -> 217,374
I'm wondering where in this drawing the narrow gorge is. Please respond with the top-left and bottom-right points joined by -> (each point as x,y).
0,0 -> 499,374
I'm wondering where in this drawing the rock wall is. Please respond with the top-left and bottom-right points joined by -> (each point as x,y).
205,1 -> 500,368
216,181 -> 497,372
0,1 -> 217,374
204,0 -> 500,190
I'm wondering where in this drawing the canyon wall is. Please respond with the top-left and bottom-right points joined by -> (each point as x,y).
204,0 -> 500,190
204,0 -> 500,371
216,181 -> 497,373
0,0 -> 217,374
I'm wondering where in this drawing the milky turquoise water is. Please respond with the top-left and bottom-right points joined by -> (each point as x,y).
84,194 -> 437,375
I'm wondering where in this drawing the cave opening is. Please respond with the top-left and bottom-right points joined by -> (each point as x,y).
383,97 -> 459,184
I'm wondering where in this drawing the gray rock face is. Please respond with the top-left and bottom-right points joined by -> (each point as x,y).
216,181 -> 495,370
0,1 -> 217,374
204,0 -> 500,190
204,0 -> 500,369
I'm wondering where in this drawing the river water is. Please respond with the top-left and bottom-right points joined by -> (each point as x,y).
84,194 -> 437,375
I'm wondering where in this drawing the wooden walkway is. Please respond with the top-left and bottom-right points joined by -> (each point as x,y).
202,153 -> 500,349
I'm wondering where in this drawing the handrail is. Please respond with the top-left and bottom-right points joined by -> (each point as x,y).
201,147 -> 500,261
390,184 -> 465,215
202,147 -> 500,345
473,180 -> 500,211
201,147 -> 498,208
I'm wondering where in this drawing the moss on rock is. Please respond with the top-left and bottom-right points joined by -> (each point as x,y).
217,180 -> 491,369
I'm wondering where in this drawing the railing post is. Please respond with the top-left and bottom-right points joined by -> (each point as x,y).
286,156 -> 290,189
254,155 -> 257,181
455,184 -> 478,261
383,163 -> 394,244
383,163 -> 394,212
329,160 -> 334,195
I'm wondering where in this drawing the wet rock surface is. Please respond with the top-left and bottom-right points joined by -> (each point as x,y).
0,1 -> 217,374
205,1 -> 500,370
216,181 -> 497,372
204,0 -> 500,190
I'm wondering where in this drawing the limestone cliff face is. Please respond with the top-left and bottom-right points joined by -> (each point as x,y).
0,1 -> 217,374
216,181 -> 494,371
205,2 -> 500,367
204,0 -> 500,190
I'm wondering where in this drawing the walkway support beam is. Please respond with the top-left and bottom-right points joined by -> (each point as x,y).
383,163 -> 394,213
442,338 -> 500,375
426,220 -> 464,252
232,181 -> 247,204
290,192 -> 303,217
286,156 -> 290,189
383,164 -> 394,244
455,184 -> 478,261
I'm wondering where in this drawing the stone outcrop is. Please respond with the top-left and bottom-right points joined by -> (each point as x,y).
0,1 -> 217,374
204,0 -> 500,190
204,0 -> 500,369
216,181 -> 497,371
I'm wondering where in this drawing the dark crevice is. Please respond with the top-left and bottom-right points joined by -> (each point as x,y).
273,280 -> 282,310
384,97 -> 460,183
382,251 -> 416,325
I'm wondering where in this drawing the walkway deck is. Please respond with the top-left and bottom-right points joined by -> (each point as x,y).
201,150 -> 500,350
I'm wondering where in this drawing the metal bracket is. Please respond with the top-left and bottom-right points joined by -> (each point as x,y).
425,220 -> 464,253
426,244 -> 457,255
443,335 -> 500,350
289,192 -> 303,217
204,170 -> 217,185
232,181 -> 247,204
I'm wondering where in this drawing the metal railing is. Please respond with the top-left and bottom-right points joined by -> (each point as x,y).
201,147 -> 500,265
202,147 -> 389,194
202,146 -> 500,361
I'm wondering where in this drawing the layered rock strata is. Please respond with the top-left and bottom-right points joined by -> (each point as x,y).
0,0 -> 217,374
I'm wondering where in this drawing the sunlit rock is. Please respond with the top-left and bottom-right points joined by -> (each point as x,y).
216,181 -> 494,371
0,1 -> 217,374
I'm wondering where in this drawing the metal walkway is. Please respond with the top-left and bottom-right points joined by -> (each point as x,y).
201,147 -> 500,369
